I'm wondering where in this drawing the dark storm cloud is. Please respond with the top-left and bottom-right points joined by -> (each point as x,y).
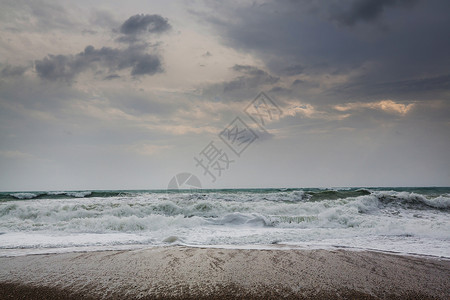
1,65 -> 28,77
332,0 -> 418,27
120,14 -> 171,35
197,0 -> 450,104
332,74 -> 450,101
35,45 -> 163,81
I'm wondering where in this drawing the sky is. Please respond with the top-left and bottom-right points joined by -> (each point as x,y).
0,0 -> 449,191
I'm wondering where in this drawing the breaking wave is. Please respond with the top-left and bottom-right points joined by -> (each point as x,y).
0,187 -> 448,257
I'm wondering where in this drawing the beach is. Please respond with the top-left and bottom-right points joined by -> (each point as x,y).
0,246 -> 449,299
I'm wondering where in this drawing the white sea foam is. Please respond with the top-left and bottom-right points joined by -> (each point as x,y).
0,190 -> 449,257
421,195 -> 450,208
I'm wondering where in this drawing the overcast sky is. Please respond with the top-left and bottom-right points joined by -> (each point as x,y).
0,0 -> 449,191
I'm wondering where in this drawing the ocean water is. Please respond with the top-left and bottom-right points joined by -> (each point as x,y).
0,187 -> 449,257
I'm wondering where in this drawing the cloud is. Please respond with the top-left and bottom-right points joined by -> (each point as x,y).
35,55 -> 76,81
35,44 -> 163,81
116,14 -> 171,44
103,74 -> 120,80
120,14 -> 171,35
279,100 -> 351,121
103,89 -> 183,117
28,0 -> 76,30
196,0 -> 450,105
197,64 -> 281,104
130,55 -> 162,76
0,0 -> 80,33
332,0 -> 419,27
269,86 -> 292,95
1,65 -> 28,77
89,10 -> 120,29
30,13 -> 172,81
223,65 -> 279,92
334,100 -> 415,115
81,29 -> 97,35
331,74 -> 450,101
280,65 -> 304,76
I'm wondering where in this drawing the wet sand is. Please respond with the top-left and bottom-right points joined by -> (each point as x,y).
0,246 -> 449,299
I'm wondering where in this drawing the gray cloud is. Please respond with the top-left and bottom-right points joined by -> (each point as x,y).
332,0 -> 419,27
280,64 -> 304,76
232,65 -> 269,76
115,35 -> 140,44
116,14 -> 171,44
330,74 -> 450,101
35,45 -> 163,81
130,55 -> 162,76
81,29 -> 97,35
28,0 -> 75,30
1,0 -> 449,189
198,64 -> 281,105
35,55 -> 77,82
120,14 -> 171,35
196,0 -> 450,105
104,90 -> 184,117
0,0 -> 79,32
1,65 -> 28,77
224,65 -> 279,92
103,74 -> 120,80
269,86 -> 292,96
89,10 -> 120,29
292,79 -> 304,86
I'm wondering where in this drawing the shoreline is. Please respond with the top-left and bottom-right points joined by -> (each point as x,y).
0,246 -> 449,299
2,243 -> 449,260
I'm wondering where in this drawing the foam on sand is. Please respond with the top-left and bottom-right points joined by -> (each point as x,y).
0,246 -> 448,299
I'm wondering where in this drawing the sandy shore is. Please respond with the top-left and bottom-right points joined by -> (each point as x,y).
0,246 -> 449,299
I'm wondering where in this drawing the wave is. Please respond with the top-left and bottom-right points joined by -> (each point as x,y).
6,191 -> 92,200
8,192 -> 41,200
305,189 -> 371,201
0,190 -> 448,235
373,191 -> 450,209
1,187 -> 448,258
3,190 -> 126,201
1,187 -> 448,205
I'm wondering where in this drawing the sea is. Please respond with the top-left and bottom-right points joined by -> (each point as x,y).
0,187 -> 449,258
